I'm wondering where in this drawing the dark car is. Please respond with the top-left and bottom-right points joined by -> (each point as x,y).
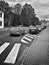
9,27 -> 25,36
36,26 -> 42,32
41,26 -> 46,29
29,25 -> 39,34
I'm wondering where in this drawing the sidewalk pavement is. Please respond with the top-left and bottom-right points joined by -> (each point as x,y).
0,27 -> 12,31
21,27 -> 49,65
0,27 -> 29,31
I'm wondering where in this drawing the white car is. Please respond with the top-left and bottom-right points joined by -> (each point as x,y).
36,26 -> 42,32
9,27 -> 25,36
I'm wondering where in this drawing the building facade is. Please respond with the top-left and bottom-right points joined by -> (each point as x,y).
0,7 -> 4,28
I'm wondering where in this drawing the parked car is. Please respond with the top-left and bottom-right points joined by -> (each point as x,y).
36,26 -> 42,32
9,27 -> 25,36
29,25 -> 39,34
38,27 -> 42,32
18,25 -> 23,27
41,26 -> 46,29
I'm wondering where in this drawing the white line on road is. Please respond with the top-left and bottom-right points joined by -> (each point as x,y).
0,43 -> 10,54
26,34 -> 34,36
23,36 -> 32,42
25,35 -> 34,39
4,43 -> 21,64
21,38 -> 28,44
27,34 -> 36,37
0,33 -> 9,37
21,34 -> 34,44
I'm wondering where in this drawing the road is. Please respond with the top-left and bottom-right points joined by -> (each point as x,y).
0,27 -> 48,65
21,27 -> 49,65
0,27 -> 35,65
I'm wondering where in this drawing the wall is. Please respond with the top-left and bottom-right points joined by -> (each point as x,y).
0,11 -> 4,28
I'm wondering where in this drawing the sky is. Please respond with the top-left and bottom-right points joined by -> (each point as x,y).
1,0 -> 49,20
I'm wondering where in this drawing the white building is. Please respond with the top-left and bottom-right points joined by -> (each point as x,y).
0,7 -> 4,28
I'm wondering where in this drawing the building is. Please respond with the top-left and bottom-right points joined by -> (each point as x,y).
0,7 -> 4,28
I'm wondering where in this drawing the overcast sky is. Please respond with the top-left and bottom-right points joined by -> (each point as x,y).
2,0 -> 49,20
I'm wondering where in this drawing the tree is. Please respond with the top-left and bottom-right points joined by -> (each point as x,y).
14,3 -> 22,15
0,1 -> 5,8
0,1 -> 10,12
11,14 -> 20,26
21,3 -> 36,26
32,17 -> 40,26
13,3 -> 22,25
21,3 -> 40,26
0,1 -> 11,27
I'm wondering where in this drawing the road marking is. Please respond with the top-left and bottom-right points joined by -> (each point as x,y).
23,36 -> 32,42
0,43 -> 10,54
25,35 -> 34,39
27,34 -> 36,37
21,34 -> 34,44
4,43 -> 21,64
20,40 -> 34,65
21,38 -> 28,44
27,34 -> 34,37
0,33 -> 9,37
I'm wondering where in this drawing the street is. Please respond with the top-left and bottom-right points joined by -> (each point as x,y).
0,27 -> 49,65
0,27 -> 35,65
21,27 -> 49,65
0,0 -> 49,65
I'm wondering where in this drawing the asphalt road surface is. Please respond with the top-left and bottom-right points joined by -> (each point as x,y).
21,27 -> 49,65
0,28 -> 35,65
0,27 -> 48,65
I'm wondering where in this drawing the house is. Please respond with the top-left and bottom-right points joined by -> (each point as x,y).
0,7 -> 4,28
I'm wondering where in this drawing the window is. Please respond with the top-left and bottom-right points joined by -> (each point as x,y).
0,21 -> 2,26
0,13 -> 2,17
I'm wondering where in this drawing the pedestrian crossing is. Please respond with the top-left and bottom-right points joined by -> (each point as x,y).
4,44 -> 21,64
0,34 -> 36,64
21,34 -> 34,44
23,36 -> 32,41
0,43 -> 10,54
26,34 -> 36,37
0,42 -> 21,64
21,39 -> 28,44
25,35 -> 34,39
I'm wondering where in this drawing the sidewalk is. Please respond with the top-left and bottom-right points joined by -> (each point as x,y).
21,27 -> 49,65
0,27 -> 12,31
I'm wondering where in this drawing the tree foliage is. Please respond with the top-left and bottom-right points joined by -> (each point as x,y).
21,3 -> 40,26
21,3 -> 35,26
11,14 -> 20,26
0,1 -> 11,27
0,1 -> 10,12
14,3 -> 22,15
0,1 -> 40,27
